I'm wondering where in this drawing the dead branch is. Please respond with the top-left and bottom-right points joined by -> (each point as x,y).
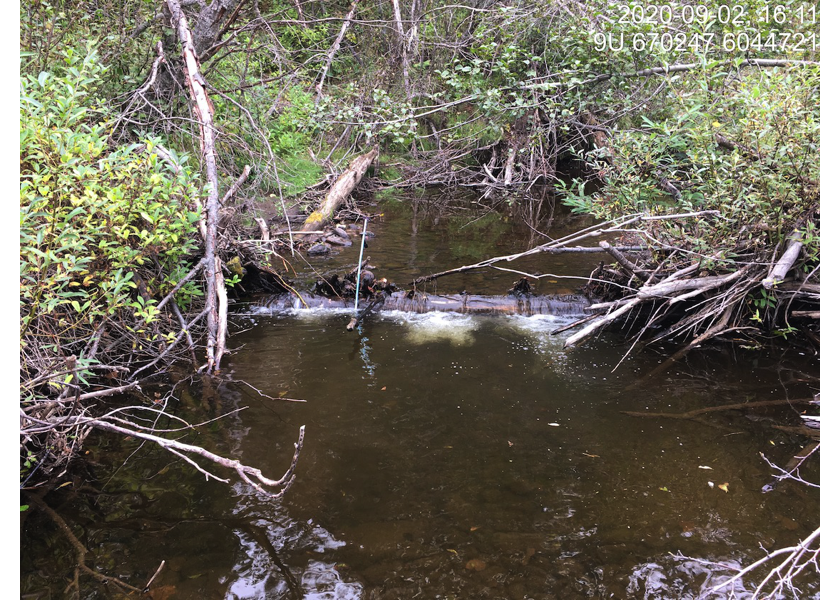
550,313 -> 600,336
636,269 -> 747,299
155,258 -> 207,312
761,441 -> 820,492
698,527 -> 820,599
411,214 -> 644,285
564,299 -> 640,347
220,164 -> 252,205
25,411 -> 306,498
144,560 -> 167,593
762,231 -> 803,289
599,240 -> 649,282
545,245 -> 647,254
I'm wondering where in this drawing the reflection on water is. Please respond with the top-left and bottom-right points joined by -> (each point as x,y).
19,196 -> 819,599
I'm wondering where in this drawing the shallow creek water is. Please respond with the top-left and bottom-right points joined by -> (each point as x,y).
21,193 -> 819,598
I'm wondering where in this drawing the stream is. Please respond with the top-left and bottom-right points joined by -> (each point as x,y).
20,191 -> 819,599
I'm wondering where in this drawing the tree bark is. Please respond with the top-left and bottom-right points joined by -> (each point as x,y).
302,147 -> 379,231
189,0 -> 246,60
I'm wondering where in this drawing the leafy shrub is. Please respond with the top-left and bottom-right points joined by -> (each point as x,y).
560,62 -> 819,259
20,49 -> 203,368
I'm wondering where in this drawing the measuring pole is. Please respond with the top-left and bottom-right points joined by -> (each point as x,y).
353,218 -> 369,312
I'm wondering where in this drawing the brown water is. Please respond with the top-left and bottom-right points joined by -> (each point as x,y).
20,193 -> 819,599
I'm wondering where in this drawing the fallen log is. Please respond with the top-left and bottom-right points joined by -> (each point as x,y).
251,291 -> 592,317
302,147 -> 379,232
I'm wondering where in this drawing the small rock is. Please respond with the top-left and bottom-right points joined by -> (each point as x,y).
307,243 -> 330,255
333,227 -> 351,240
326,235 -> 352,247
466,558 -> 487,571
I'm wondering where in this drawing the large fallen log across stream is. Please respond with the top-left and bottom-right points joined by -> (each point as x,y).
252,291 -> 592,317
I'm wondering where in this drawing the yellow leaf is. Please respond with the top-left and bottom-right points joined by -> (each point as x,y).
718,483 -> 729,493
447,549 -> 458,555
470,526 -> 480,532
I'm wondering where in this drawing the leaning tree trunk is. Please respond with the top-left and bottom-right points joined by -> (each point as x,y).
166,0 -> 228,372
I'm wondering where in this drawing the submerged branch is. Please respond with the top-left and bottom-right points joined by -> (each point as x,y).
622,398 -> 813,420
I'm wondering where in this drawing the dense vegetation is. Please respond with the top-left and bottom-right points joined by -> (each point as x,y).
20,0 -> 818,593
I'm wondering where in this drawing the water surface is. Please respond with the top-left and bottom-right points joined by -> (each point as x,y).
20,194 -> 819,599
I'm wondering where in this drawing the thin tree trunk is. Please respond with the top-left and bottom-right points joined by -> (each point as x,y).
391,0 -> 411,98
166,0 -> 228,371
314,0 -> 360,104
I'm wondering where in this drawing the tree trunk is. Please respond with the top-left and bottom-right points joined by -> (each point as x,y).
391,0 -> 411,97
314,0 -> 360,104
191,0 -> 247,60
166,0 -> 228,372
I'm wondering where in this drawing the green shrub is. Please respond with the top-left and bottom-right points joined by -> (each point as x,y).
20,49 -> 203,365
267,85 -> 317,156
560,63 -> 819,258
